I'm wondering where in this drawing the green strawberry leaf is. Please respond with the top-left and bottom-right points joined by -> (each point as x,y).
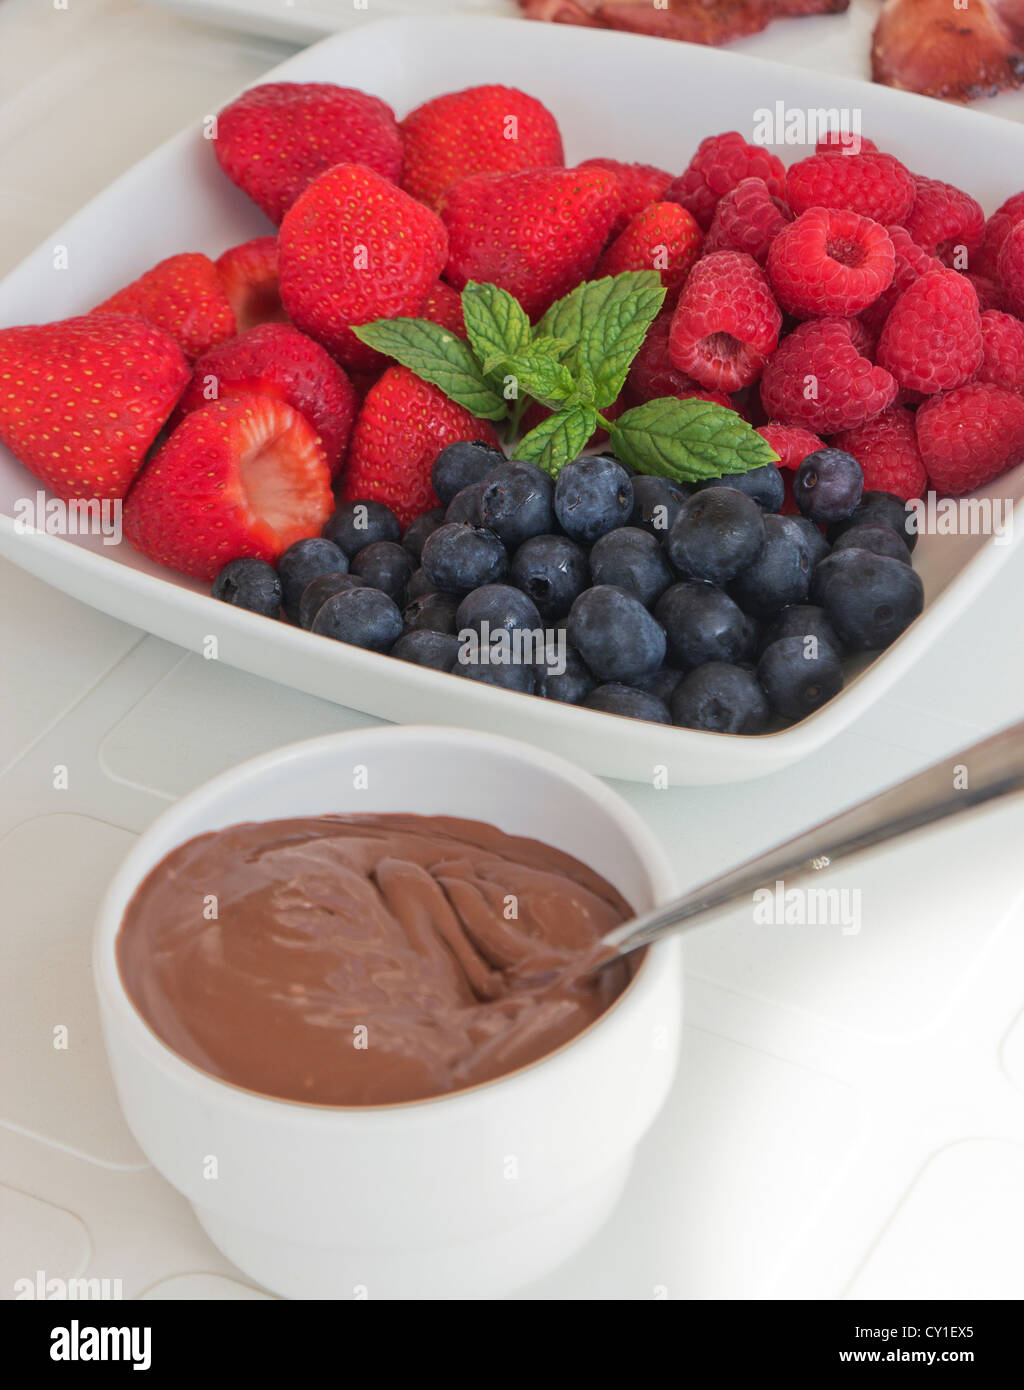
461,281 -> 531,375
504,348 -> 577,407
609,398 -> 779,481
352,317 -> 507,420
514,405 -> 598,475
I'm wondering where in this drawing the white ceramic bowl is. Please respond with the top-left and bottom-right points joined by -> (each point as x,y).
93,726 -> 681,1299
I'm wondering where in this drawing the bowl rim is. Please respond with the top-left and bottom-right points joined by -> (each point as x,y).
93,724 -> 678,1123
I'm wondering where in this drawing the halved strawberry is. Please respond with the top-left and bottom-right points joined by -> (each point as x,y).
172,323 -> 357,477
215,237 -> 286,333
124,395 -> 332,580
0,314 -> 189,501
92,252 -> 235,359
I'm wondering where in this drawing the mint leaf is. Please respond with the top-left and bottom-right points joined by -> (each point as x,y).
579,275 -> 666,408
352,317 -> 507,420
461,281 -> 531,374
514,405 -> 598,474
609,399 -> 779,481
504,348 -> 576,406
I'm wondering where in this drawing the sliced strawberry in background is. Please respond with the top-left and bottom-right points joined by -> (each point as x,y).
124,395 -> 333,580
92,252 -> 236,359
0,313 -> 189,501
173,323 -> 357,478
215,237 -> 286,333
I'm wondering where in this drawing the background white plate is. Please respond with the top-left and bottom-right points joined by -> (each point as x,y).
1,13 -> 1022,784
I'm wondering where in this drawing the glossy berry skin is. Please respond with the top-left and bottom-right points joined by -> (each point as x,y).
350,540 -> 413,606
589,527 -> 674,608
584,684 -> 672,724
554,456 -> 634,544
309,585 -> 403,652
595,202 -> 703,294
784,152 -> 916,223
298,573 -> 366,631
457,659 -> 538,694
629,475 -> 692,536
669,250 -> 782,390
695,463 -> 785,512
567,585 -> 667,683
445,483 -> 485,526
509,534 -> 590,619
278,536 -> 349,623
421,522 -> 508,595
323,500 -> 401,557
215,237 -> 284,334
793,448 -> 864,524
915,382 -> 1024,495
664,132 -> 786,231
629,666 -> 684,705
768,208 -> 896,320
92,252 -> 236,360
402,507 -> 446,564
391,629 -> 462,672
758,635 -> 844,720
828,490 -> 917,552
760,604 -> 842,660
479,461 -> 555,547
670,662 -> 770,734
728,514 -> 816,619
431,440 -> 505,504
814,548 -> 924,649
538,645 -> 597,706
831,406 -> 927,501
703,176 -> 793,266
402,591 -> 460,636
760,318 -> 898,433
580,158 -> 674,238
664,487 -> 766,585
455,584 -> 542,639
832,523 -> 911,565
902,175 -> 985,265
211,558 -> 282,618
876,270 -> 983,394
654,580 -> 758,671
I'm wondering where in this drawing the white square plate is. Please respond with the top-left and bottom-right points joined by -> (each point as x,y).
1,13 -> 1022,783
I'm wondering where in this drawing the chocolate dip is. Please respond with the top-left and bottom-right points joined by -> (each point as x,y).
116,814 -> 634,1105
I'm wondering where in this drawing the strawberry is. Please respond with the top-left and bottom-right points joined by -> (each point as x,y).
420,281 -> 466,337
213,82 -> 402,225
340,366 -> 500,527
215,237 -> 286,334
578,158 -> 674,237
0,314 -> 189,501
124,396 -> 333,580
278,164 -> 448,370
595,201 -> 702,293
400,84 -> 564,211
92,253 -> 235,359
171,323 -> 357,477
442,166 -> 622,320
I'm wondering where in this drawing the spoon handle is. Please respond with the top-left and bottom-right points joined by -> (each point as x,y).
601,717 -> 1024,957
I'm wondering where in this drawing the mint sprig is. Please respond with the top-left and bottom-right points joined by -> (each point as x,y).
353,272 -> 779,479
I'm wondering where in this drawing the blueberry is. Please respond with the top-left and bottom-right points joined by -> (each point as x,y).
537,645 -> 596,705
785,514 -> 830,568
298,572 -> 366,631
567,585 -> 666,682
654,580 -> 758,671
589,526 -> 673,608
832,522 -> 911,565
696,463 -> 785,512
391,630 -> 462,672
664,486 -> 766,584
728,514 -> 815,618
457,659 -> 538,694
402,507 -> 446,564
794,448 -> 864,524
310,586 -> 403,652
421,522 -> 508,595
350,540 -> 413,605
455,584 -> 542,639
760,604 -> 842,659
628,666 -> 684,704
431,440 -> 505,505
323,500 -> 400,557
554,455 -> 634,543
406,567 -> 438,601
629,474 -> 691,536
809,548 -> 866,606
584,683 -> 671,724
445,482 -> 484,527
818,548 -> 924,651
670,662 -> 770,734
479,461 -> 555,547
508,534 -> 590,618
211,557 -> 282,618
758,636 -> 843,721
403,590 -> 460,635
828,490 -> 917,552
277,537 -> 349,623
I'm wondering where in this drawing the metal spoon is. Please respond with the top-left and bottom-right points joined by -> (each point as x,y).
593,716 -> 1024,968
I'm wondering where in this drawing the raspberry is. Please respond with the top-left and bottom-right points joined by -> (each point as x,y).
579,158 -> 674,237
676,387 -> 735,411
876,269 -> 983,393
663,132 -> 785,231
767,208 -> 895,318
842,315 -> 877,359
756,423 -> 824,469
703,177 -> 793,265
760,317 -> 898,432
974,309 -> 1024,391
902,175 -> 985,266
976,191 -> 1024,277
595,201 -> 702,293
916,382 -> 1024,494
786,152 -> 916,224
668,250 -> 782,391
997,220 -> 1024,317
831,406 -> 927,499
963,272 -> 1009,314
859,224 -> 944,336
816,132 -> 879,156
626,309 -> 700,404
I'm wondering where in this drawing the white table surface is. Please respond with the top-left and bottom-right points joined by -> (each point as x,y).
3,0 -> 1024,1302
